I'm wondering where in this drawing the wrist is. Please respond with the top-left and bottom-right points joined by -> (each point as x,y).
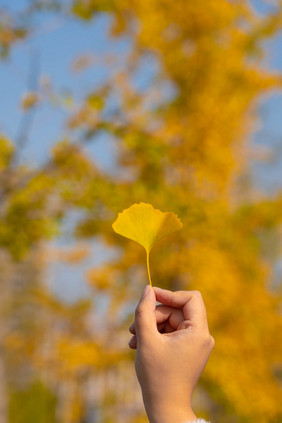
144,404 -> 196,423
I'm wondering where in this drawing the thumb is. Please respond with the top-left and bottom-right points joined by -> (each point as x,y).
135,285 -> 158,344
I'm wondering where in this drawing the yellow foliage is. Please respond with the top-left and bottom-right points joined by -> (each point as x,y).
0,12 -> 27,55
112,202 -> 182,285
112,203 -> 182,254
86,267 -> 111,290
45,245 -> 90,264
72,1 -> 282,420
55,338 -> 101,372
0,135 -> 14,170
1,1 -> 282,422
21,92 -> 40,110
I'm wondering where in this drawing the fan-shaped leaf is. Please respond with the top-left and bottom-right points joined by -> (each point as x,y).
112,203 -> 183,285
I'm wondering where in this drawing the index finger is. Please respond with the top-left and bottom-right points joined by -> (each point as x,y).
153,287 -> 208,330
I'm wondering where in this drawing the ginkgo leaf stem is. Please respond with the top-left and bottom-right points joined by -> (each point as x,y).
146,251 -> 152,286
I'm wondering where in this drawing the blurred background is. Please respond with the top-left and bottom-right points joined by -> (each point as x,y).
0,1 -> 281,422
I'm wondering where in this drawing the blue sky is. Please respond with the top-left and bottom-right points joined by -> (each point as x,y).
0,0 -> 281,190
0,7 -> 130,172
0,0 -> 281,301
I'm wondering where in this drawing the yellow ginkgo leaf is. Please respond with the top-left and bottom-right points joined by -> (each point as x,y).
112,202 -> 183,286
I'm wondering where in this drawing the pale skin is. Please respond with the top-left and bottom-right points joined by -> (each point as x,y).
128,285 -> 215,423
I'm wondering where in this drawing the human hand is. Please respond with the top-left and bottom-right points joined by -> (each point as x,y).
128,285 -> 215,423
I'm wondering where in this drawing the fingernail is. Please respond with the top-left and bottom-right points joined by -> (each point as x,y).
128,335 -> 135,347
141,284 -> 151,299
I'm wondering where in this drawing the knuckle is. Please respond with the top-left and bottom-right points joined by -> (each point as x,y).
200,331 -> 213,347
210,335 -> 215,348
192,290 -> 202,299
